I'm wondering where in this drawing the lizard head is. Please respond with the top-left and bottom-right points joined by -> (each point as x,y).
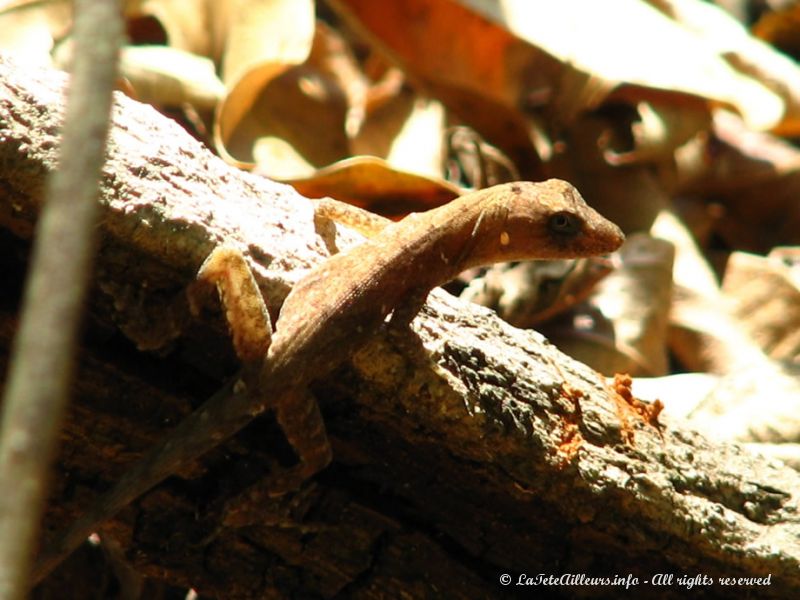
476,179 -> 625,263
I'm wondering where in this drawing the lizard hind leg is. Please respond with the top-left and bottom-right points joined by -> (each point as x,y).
223,388 -> 332,527
189,246 -> 273,364
190,247 -> 331,525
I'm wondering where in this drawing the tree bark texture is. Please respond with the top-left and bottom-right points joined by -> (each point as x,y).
1,55 -> 799,599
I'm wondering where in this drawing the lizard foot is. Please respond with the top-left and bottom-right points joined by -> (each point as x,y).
222,452 -> 331,528
189,245 -> 273,363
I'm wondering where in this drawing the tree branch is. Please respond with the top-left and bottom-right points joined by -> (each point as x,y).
1,55 -> 799,599
0,4 -> 122,597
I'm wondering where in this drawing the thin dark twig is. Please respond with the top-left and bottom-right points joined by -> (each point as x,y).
0,1 -> 122,597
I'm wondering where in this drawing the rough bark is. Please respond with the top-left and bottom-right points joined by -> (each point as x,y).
1,55 -> 799,599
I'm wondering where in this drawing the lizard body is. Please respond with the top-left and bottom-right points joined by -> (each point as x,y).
33,180 -> 623,582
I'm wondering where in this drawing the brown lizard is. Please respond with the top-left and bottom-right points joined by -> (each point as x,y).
32,179 -> 624,582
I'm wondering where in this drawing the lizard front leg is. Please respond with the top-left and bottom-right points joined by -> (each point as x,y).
190,246 -> 273,365
193,247 -> 332,523
32,248 -> 331,581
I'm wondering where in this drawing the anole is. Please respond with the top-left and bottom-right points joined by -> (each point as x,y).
32,180 -> 624,582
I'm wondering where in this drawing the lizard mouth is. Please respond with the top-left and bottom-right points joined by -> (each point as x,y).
592,221 -> 626,254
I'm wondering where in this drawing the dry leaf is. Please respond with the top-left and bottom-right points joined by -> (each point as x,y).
631,372 -> 718,420
687,362 -> 800,442
349,81 -> 416,164
653,207 -> 759,374
214,0 -> 316,166
282,156 -> 460,215
0,0 -> 71,67
655,0 -> 800,135
558,131 -> 670,234
477,0 -> 784,129
328,0 -> 592,168
601,100 -> 710,166
745,442 -> 800,471
352,93 -> 446,179
722,249 -> 800,363
650,209 -> 719,297
541,235 -> 673,376
119,45 -> 225,110
442,126 -> 519,188
677,110 -> 800,251
134,0 -> 215,56
460,257 -> 614,328
238,61 -> 350,175
589,234 -> 673,376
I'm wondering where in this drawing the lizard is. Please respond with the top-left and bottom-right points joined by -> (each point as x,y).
31,179 -> 624,583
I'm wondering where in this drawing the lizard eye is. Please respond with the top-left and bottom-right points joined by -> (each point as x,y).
547,212 -> 581,236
